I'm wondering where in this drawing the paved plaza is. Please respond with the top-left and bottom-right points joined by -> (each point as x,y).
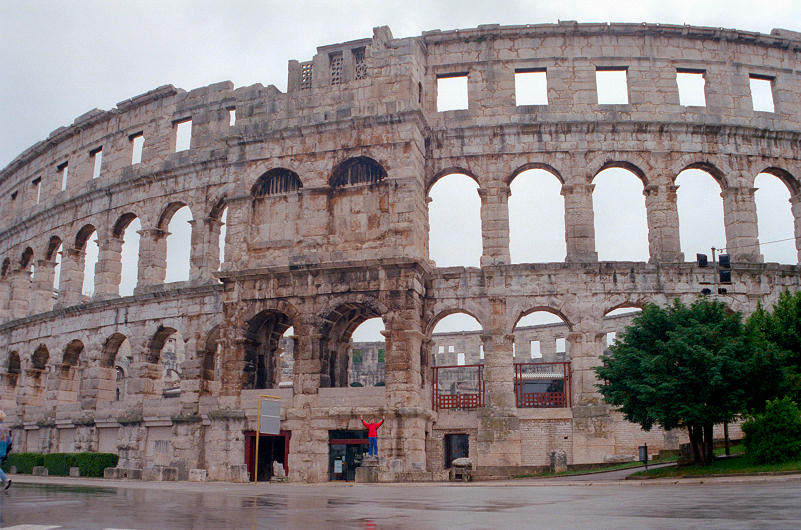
0,474 -> 799,529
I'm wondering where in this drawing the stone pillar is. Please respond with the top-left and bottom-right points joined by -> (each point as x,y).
201,217 -> 223,276
30,259 -> 56,315
56,248 -> 84,308
478,184 -> 511,266
94,236 -> 123,298
187,219 -> 205,281
644,184 -> 684,263
562,183 -> 598,263
292,324 -> 321,396
219,324 -> 248,401
136,228 -> 168,289
126,361 -> 162,400
721,186 -> 763,263
8,267 -> 32,319
179,357 -> 202,415
0,279 -> 10,322
79,365 -> 116,409
218,196 -> 248,272
789,193 -> 801,264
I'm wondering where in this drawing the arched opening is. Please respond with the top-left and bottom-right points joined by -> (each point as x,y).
349,317 -> 386,387
602,306 -> 643,350
46,236 -> 63,293
114,214 -> 141,296
676,168 -> 726,261
20,247 -> 34,287
430,311 -> 483,410
200,325 -> 221,395
163,204 -> 193,283
754,172 -> 796,264
319,303 -> 383,388
245,311 -> 293,390
148,326 -> 184,397
59,339 -> 83,402
592,167 -> 649,261
5,351 -> 20,390
75,225 -> 98,297
330,157 -> 386,188
27,344 -> 50,406
218,207 -> 228,270
508,168 -> 566,263
251,168 -> 303,197
513,310 -> 572,408
101,333 -> 131,401
428,173 -> 482,267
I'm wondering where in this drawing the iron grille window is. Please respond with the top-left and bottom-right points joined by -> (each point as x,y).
330,52 -> 343,85
353,48 -> 367,80
330,157 -> 386,188
300,62 -> 313,90
251,168 -> 303,197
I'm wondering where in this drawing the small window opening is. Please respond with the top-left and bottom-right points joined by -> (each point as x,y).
606,332 -> 616,347
676,70 -> 706,107
750,75 -> 775,112
175,119 -> 192,152
11,191 -> 17,201
228,108 -> 236,126
530,340 -> 541,359
90,146 -> 103,179
58,162 -> 69,192
448,345 -> 454,353
330,52 -> 343,85
457,352 -> 465,366
555,338 -> 566,354
596,68 -> 628,105
479,344 -> 484,360
131,133 -> 144,165
32,177 -> 42,204
515,69 -> 548,106
437,73 -> 468,112
512,343 -> 516,358
300,62 -> 313,90
438,346 -> 444,354
353,47 -> 367,80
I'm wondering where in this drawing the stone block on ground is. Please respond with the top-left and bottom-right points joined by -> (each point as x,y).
69,466 -> 80,477
32,466 -> 48,476
189,468 -> 207,482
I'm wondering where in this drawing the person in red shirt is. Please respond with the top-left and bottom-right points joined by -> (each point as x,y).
361,414 -> 385,456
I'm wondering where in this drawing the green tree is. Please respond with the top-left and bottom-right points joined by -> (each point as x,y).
595,298 -> 751,465
745,290 -> 801,405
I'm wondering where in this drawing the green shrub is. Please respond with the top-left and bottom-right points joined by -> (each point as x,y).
5,452 -> 118,477
742,396 -> 801,464
5,452 -> 44,474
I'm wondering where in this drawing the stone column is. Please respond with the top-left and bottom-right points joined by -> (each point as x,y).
94,236 -> 123,298
79,365 -> 116,410
562,183 -> 598,263
203,217 -> 223,275
292,323 -> 322,397
30,259 -> 56,315
8,267 -> 32,319
218,196 -> 248,272
0,279 -> 10,322
478,184 -> 511,266
789,193 -> 801,264
187,219 -> 205,281
644,184 -> 684,263
126,361 -> 162,401
135,228 -> 168,289
56,248 -> 84,308
721,185 -> 762,263
219,323 -> 248,403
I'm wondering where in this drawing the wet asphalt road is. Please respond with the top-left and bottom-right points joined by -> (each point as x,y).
0,478 -> 799,529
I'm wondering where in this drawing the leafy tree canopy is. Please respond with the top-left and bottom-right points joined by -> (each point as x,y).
595,298 -> 752,464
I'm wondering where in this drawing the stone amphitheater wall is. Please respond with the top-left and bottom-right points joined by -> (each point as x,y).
1,22 -> 800,481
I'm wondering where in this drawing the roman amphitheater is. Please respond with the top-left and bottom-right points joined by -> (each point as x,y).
2,22 -> 800,483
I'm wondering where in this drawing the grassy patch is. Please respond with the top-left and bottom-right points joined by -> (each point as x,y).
513,456 -> 677,479
629,454 -> 801,479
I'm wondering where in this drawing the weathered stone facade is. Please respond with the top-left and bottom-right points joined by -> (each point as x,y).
1,22 -> 799,481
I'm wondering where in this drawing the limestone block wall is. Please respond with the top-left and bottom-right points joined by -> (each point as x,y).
1,23 -> 801,481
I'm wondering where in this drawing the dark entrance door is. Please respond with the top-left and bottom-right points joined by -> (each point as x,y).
244,430 -> 290,481
444,433 -> 469,467
328,430 -> 368,481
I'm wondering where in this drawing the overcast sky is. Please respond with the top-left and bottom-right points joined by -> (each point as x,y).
4,1 -> 801,341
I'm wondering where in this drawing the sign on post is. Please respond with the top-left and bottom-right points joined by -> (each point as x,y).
254,394 -> 281,482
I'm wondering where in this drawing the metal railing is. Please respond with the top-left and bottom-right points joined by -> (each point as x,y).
431,364 -> 484,411
514,362 -> 571,408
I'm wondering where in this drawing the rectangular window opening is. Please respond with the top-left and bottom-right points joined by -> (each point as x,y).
530,340 -> 541,359
749,75 -> 775,113
228,108 -> 236,127
438,345 -> 444,354
58,162 -> 69,192
175,119 -> 192,152
329,52 -> 343,85
457,352 -> 465,366
131,133 -> 144,165
515,69 -> 548,106
90,147 -> 103,179
606,332 -> 617,347
555,338 -> 566,354
479,344 -> 484,360
353,47 -> 367,80
32,177 -> 42,204
596,67 -> 628,105
676,70 -> 706,107
437,73 -> 468,112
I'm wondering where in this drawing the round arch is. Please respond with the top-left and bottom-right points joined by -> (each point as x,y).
512,307 -> 572,334
676,162 -> 728,190
252,168 -> 303,197
592,160 -> 648,186
427,166 -> 481,194
330,156 -> 387,188
506,162 -> 564,186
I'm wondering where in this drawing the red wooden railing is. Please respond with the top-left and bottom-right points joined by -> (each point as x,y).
514,362 -> 571,409
432,364 -> 484,411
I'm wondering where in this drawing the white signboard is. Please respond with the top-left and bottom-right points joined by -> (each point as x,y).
259,396 -> 281,435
